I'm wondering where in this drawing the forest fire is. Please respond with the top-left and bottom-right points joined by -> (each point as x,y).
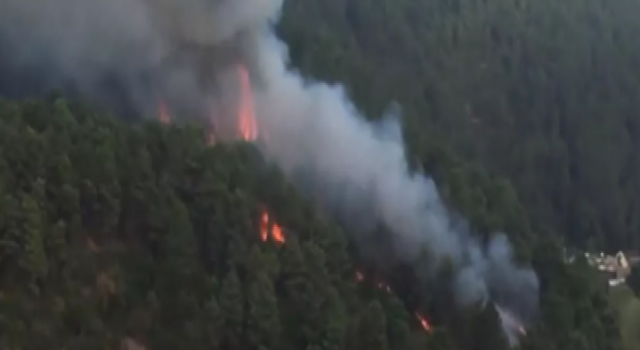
159,58 -> 434,335
159,56 -> 434,335
259,211 -> 285,244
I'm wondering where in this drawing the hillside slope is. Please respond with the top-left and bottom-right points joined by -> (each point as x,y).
609,285 -> 640,350
278,0 -> 640,252
0,98 -> 622,350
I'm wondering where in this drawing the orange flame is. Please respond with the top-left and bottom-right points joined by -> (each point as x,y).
237,65 -> 258,141
272,223 -> 285,244
158,65 -> 257,143
158,100 -> 171,124
259,210 -> 286,244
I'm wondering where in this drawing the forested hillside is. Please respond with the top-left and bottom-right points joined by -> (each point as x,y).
1,0 -> 639,348
278,0 -> 640,252
0,98 -> 622,349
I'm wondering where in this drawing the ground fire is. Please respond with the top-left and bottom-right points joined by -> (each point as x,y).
260,210 -> 285,245
161,57 -> 434,336
354,270 -> 432,333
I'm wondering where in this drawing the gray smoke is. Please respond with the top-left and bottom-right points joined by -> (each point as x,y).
0,0 -> 277,118
245,2 -> 539,325
0,0 -> 538,334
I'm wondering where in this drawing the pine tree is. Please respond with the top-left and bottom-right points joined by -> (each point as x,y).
246,272 -> 282,350
220,269 -> 244,350
357,301 -> 389,350
385,295 -> 412,350
319,286 -> 348,350
470,305 -> 510,350
20,193 -> 48,291
204,295 -> 223,350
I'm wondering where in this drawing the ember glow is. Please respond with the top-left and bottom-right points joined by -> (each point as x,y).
237,64 -> 258,141
416,313 -> 432,332
259,210 -> 285,244
158,100 -> 170,124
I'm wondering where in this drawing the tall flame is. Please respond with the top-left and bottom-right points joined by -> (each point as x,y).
158,65 -> 257,144
237,64 -> 258,141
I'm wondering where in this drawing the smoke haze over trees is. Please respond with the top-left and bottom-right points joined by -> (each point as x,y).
0,0 -> 638,348
0,0 -> 540,326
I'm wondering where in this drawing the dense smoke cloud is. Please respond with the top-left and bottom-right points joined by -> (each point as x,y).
0,0 -> 538,336
0,0 -> 163,114
0,0 -> 276,118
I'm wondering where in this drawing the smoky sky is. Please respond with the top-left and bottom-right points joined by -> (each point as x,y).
0,0 -> 279,118
0,0 -> 539,336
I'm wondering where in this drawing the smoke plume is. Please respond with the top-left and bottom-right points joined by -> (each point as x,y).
243,1 -> 540,328
0,0 -> 538,334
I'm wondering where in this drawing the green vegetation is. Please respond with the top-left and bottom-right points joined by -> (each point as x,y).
0,97 -> 622,349
609,285 -> 640,350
